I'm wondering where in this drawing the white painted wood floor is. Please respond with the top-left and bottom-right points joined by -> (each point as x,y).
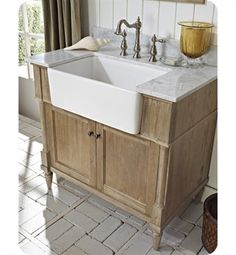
18,114 -> 209,255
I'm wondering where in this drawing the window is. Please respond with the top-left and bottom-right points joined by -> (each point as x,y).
18,0 -> 45,79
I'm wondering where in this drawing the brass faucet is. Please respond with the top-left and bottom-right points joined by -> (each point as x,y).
115,17 -> 142,58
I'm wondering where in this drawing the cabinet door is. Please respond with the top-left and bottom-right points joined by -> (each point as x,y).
96,124 -> 160,215
45,105 -> 96,187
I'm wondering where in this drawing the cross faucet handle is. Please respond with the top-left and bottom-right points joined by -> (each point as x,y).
149,34 -> 166,62
151,34 -> 166,43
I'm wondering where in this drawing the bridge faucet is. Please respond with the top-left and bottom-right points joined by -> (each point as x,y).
115,17 -> 142,58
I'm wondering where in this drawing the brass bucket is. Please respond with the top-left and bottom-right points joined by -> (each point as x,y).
178,21 -> 214,59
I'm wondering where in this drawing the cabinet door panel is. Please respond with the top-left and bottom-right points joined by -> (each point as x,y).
45,105 -> 96,187
97,124 -> 160,215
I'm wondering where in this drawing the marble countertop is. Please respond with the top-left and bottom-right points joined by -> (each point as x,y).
28,47 -> 217,102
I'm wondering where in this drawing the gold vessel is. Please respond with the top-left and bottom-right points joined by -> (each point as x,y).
178,21 -> 214,59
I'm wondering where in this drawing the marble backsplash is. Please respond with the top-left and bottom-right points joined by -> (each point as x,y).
91,26 -> 217,67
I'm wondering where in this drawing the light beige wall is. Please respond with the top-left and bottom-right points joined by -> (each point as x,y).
19,77 -> 40,122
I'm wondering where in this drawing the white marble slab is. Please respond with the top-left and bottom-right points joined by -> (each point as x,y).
136,64 -> 217,102
28,47 -> 217,102
28,49 -> 92,67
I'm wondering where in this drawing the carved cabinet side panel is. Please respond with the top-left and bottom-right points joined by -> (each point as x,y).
172,80 -> 217,141
39,104 -> 51,172
140,96 -> 173,143
140,80 -> 217,144
40,68 -> 51,103
150,145 -> 169,228
96,125 -> 160,215
33,65 -> 42,100
32,65 -> 51,103
163,111 -> 217,225
33,63 -> 51,171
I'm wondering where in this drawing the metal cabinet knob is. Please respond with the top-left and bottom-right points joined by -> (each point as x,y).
88,131 -> 101,139
95,134 -> 101,139
88,131 -> 94,136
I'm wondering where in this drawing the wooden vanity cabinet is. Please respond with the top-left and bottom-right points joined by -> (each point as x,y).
33,64 -> 217,250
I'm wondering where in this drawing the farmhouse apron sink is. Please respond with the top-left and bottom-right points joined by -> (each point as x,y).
48,55 -> 168,134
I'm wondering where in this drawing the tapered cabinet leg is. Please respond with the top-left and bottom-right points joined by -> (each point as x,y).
45,169 -> 53,190
152,230 -> 162,250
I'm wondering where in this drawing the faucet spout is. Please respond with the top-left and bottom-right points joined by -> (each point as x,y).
115,19 -> 137,34
115,20 -> 126,35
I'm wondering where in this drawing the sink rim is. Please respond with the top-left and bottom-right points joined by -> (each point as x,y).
51,53 -> 171,93
95,52 -> 172,73
50,67 -> 140,95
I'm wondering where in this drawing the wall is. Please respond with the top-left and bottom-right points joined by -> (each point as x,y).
82,0 -> 217,44
19,77 -> 40,122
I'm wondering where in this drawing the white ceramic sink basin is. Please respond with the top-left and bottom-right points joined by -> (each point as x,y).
48,55 -> 168,134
